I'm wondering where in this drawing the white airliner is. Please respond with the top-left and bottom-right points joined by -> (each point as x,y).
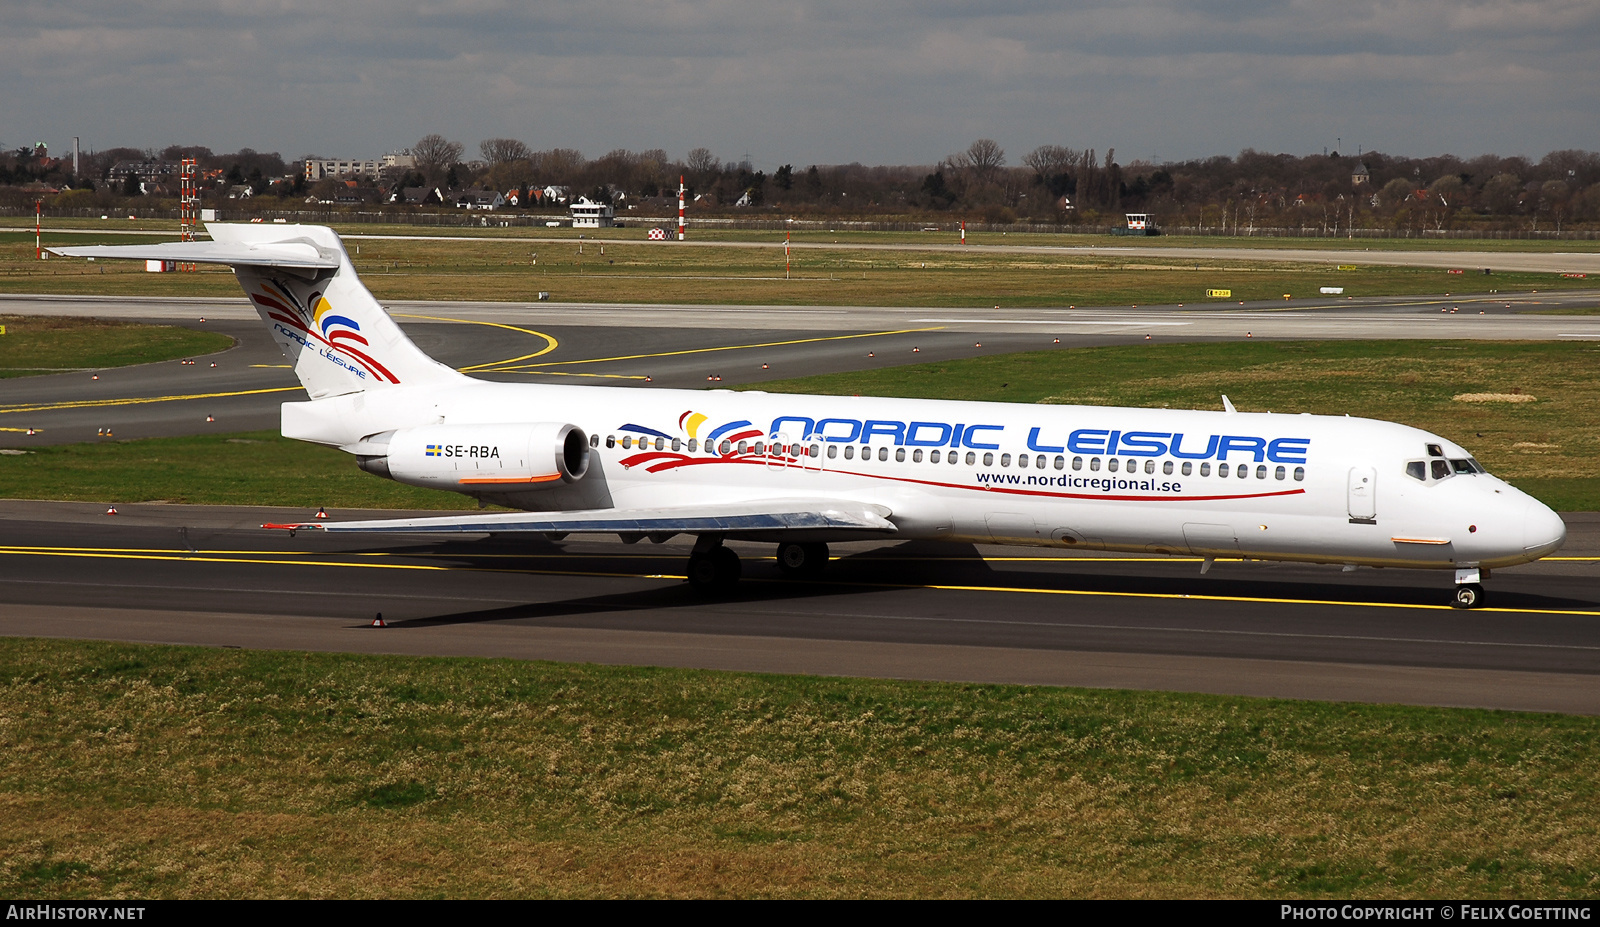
55,224 -> 1566,608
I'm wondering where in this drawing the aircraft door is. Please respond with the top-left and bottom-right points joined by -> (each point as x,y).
1348,466 -> 1377,522
802,437 -> 825,473
767,432 -> 793,471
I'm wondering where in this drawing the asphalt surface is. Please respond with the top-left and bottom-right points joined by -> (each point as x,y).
3,500 -> 1599,714
3,286 -> 1600,713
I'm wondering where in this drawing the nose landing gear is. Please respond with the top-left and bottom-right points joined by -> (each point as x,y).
1452,567 -> 1487,609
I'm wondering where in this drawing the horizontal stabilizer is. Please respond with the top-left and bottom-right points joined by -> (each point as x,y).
265,500 -> 897,537
49,240 -> 339,270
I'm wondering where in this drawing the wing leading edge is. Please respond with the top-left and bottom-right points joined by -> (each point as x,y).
264,500 -> 897,538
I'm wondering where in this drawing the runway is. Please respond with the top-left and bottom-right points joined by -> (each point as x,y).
3,500 -> 1598,714
3,287 -> 1600,713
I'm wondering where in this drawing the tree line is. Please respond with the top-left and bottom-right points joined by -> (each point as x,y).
6,134 -> 1600,231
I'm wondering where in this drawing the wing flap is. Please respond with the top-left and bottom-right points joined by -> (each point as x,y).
265,500 -> 897,536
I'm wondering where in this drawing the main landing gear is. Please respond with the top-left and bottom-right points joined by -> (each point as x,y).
685,539 -> 831,593
776,541 -> 829,578
1452,567 -> 1488,609
687,536 -> 741,593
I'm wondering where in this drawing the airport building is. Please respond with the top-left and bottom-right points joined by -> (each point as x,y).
570,197 -> 615,227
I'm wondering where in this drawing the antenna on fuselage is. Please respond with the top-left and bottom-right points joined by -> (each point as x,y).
1221,395 -> 1237,414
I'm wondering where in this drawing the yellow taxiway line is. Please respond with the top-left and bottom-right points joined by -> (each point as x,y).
3,544 -> 1596,617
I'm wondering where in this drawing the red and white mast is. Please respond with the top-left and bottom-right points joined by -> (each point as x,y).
677,176 -> 686,241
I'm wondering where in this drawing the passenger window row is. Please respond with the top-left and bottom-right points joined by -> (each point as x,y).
593,432 -> 1308,481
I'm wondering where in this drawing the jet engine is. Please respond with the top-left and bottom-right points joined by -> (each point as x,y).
355,423 -> 589,490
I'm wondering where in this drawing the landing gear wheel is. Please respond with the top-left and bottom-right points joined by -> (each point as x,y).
777,541 -> 829,577
688,546 -> 742,593
1452,583 -> 1485,609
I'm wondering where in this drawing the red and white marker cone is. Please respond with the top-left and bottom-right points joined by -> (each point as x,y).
106,506 -> 117,515
315,507 -> 328,519
205,415 -> 214,422
371,613 -> 387,628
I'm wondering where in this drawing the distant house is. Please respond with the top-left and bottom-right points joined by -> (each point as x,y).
227,185 -> 254,199
394,186 -> 442,205
733,190 -> 755,207
454,189 -> 505,210
1352,162 -> 1370,186
569,196 -> 614,228
542,185 -> 569,204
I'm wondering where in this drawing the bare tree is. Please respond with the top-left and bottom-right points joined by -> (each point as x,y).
1023,145 -> 1073,182
479,138 -> 531,165
962,139 -> 1006,181
413,134 -> 464,184
685,147 -> 721,182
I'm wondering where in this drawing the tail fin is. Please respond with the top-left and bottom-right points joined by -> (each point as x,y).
52,223 -> 464,400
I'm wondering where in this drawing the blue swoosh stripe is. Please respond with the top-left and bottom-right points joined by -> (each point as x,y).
705,420 -> 752,445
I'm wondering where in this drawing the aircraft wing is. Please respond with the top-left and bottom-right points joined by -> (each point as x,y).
49,240 -> 340,270
264,499 -> 897,538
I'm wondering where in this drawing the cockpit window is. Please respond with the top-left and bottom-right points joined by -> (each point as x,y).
1406,461 -> 1426,482
1451,459 -> 1476,475
1430,460 -> 1452,480
1427,444 -> 1444,458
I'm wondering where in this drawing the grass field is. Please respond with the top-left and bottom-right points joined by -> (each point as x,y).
4,340 -> 1597,510
1,638 -> 1595,898
0,431 -> 475,509
4,230 -> 1596,308
0,314 -> 233,378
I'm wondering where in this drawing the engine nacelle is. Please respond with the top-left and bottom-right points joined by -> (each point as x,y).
356,422 -> 589,490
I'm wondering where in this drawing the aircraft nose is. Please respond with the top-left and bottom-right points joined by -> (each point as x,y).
1522,499 -> 1567,555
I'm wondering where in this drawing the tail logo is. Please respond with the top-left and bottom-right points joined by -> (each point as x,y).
250,279 -> 400,384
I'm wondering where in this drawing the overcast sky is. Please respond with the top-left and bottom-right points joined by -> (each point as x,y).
5,0 -> 1596,170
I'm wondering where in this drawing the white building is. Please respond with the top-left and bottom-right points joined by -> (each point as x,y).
303,158 -> 381,181
570,197 -> 615,228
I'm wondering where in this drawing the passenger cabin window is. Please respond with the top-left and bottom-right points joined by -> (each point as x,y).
1200,463 -> 1211,476
1181,462 -> 1192,476
827,445 -> 838,459
930,450 -> 941,463
878,447 -> 888,461
689,438 -> 698,452
591,433 -> 600,448
912,449 -> 923,462
1294,467 -> 1305,481
896,448 -> 907,462
606,435 -> 616,449
1218,463 -> 1230,477
965,452 -> 976,465
844,445 -> 855,460
1073,456 -> 1084,471
671,438 -> 682,451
